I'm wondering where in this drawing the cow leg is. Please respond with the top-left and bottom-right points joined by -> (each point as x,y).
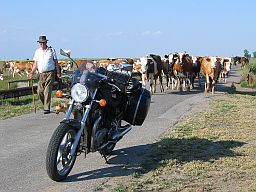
141,73 -> 146,87
165,74 -> 169,89
181,78 -> 186,91
212,80 -> 215,94
148,73 -> 154,94
198,73 -> 202,88
171,77 -> 175,90
205,75 -> 210,93
159,74 -> 164,93
150,84 -> 153,94
153,78 -> 157,93
187,77 -> 192,91
177,77 -> 181,90
168,76 -> 172,89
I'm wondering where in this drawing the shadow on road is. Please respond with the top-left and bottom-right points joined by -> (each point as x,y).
65,137 -> 246,182
233,90 -> 256,96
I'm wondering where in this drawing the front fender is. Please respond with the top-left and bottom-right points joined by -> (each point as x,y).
60,119 -> 81,130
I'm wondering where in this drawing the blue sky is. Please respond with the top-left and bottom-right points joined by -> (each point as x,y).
1,0 -> 255,60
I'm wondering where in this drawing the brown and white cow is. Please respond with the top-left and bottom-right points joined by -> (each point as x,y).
198,56 -> 222,94
134,57 -> 147,87
233,56 -> 249,67
12,61 -> 34,77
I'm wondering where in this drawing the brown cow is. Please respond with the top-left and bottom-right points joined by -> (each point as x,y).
198,56 -> 221,94
171,52 -> 194,91
233,56 -> 249,67
12,61 -> 33,77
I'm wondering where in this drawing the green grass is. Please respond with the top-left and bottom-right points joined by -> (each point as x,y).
0,91 -> 68,119
240,61 -> 256,88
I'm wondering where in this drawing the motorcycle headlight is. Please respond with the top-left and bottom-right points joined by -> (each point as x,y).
71,83 -> 89,103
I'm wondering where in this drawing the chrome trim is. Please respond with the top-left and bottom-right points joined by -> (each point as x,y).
65,99 -> 74,120
132,89 -> 144,124
69,89 -> 98,156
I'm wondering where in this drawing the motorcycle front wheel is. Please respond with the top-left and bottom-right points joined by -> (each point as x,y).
46,123 -> 77,181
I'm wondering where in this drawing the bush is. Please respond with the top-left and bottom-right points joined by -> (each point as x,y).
240,62 -> 256,88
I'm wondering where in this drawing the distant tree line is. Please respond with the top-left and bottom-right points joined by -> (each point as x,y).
243,49 -> 256,59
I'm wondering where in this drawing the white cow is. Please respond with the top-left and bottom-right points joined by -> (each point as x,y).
134,57 -> 148,87
220,57 -> 232,82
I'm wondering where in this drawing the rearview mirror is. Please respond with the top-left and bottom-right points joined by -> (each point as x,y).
60,49 -> 71,57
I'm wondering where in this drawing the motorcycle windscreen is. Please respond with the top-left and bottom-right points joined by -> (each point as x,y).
79,70 -> 104,90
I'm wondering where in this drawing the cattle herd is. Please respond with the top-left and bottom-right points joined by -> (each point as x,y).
0,53 -> 250,94
134,53 -> 249,94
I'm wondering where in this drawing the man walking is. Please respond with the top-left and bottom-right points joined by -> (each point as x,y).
29,35 -> 61,114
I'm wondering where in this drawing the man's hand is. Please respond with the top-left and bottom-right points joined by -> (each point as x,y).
28,73 -> 33,79
57,73 -> 61,79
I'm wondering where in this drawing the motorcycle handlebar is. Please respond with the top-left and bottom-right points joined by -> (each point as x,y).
99,77 -> 121,92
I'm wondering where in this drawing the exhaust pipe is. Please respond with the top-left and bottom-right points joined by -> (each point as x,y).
112,124 -> 132,141
99,124 -> 132,150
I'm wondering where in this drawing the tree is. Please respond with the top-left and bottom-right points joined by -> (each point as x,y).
244,49 -> 251,59
252,51 -> 256,58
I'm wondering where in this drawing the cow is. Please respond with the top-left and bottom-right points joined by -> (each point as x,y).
60,61 -> 73,73
0,70 -> 3,80
191,55 -> 202,88
146,54 -> 164,94
219,57 -> 232,83
198,56 -> 222,94
181,53 -> 196,90
96,58 -> 133,69
162,54 -> 173,90
170,52 -> 194,91
171,53 -> 185,90
134,57 -> 148,87
12,61 -> 33,78
5,61 -> 16,75
233,56 -> 249,67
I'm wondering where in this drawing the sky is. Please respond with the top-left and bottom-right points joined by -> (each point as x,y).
0,0 -> 255,60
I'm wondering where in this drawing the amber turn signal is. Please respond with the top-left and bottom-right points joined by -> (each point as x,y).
99,99 -> 107,107
56,90 -> 63,98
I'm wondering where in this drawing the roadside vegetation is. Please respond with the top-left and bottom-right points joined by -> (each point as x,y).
240,61 -> 256,88
0,91 -> 67,119
96,93 -> 256,192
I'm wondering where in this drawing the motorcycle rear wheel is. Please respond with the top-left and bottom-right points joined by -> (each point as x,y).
46,123 -> 77,181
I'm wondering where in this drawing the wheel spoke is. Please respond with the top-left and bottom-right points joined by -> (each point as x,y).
56,131 -> 75,175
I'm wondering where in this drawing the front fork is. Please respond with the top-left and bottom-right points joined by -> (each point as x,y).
64,90 -> 98,157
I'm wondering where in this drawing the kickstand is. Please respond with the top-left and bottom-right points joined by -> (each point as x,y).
101,153 -> 110,164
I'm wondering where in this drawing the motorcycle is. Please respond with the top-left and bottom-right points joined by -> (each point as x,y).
46,49 -> 151,181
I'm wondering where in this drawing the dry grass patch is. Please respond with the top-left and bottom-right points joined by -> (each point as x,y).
107,94 -> 256,192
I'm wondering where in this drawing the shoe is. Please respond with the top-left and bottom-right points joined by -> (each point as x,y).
44,110 -> 50,114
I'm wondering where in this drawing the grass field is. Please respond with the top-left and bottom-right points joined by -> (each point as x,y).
0,91 -> 67,119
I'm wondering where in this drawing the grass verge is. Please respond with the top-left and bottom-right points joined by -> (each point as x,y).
0,92 -> 67,119
240,62 -> 256,88
100,93 -> 256,192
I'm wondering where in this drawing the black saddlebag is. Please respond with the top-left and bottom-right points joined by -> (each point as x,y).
123,88 -> 151,126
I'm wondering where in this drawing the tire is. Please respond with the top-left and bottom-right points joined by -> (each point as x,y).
46,123 -> 77,181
